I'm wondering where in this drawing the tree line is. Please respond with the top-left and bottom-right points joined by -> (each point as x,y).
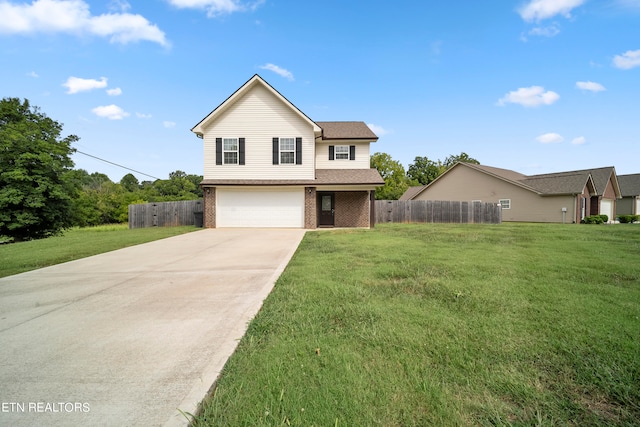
1,97 -> 202,242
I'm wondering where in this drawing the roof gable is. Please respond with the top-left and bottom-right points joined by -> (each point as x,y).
191,74 -> 321,136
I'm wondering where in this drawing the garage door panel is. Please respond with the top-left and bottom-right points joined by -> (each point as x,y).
601,199 -> 613,222
217,189 -> 304,228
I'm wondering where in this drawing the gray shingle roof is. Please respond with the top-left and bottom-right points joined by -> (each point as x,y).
315,121 -> 378,140
315,168 -> 384,185
399,186 -> 427,201
521,172 -> 592,195
618,174 -> 640,196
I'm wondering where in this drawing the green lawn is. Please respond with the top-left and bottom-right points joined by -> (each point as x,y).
0,224 -> 198,278
194,223 -> 640,426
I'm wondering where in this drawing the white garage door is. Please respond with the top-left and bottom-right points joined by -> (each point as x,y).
217,188 -> 304,228
600,199 -> 613,223
636,198 -> 640,215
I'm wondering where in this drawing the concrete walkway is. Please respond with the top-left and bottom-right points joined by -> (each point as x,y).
0,228 -> 305,427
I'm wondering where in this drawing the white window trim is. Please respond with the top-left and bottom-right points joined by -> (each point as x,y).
499,199 -> 511,209
279,137 -> 295,165
335,145 -> 350,160
223,137 -> 238,165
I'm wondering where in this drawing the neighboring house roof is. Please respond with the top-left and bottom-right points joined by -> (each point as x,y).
618,174 -> 640,197
399,185 -> 426,201
191,74 -> 321,136
201,169 -> 384,186
521,172 -> 595,195
401,162 -> 619,200
315,121 -> 378,141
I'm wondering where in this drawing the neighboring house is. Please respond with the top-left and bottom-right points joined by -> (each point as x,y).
400,163 -> 621,223
617,174 -> 640,216
191,74 -> 384,229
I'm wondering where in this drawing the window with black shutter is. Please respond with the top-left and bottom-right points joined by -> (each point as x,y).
274,137 -> 302,165
329,144 -> 356,160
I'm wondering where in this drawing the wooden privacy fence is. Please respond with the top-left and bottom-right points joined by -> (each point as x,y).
375,200 -> 502,224
128,200 -> 203,229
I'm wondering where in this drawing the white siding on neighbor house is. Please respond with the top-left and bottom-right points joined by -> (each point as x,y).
216,187 -> 304,228
202,84 -> 315,180
636,198 -> 640,215
315,141 -> 371,169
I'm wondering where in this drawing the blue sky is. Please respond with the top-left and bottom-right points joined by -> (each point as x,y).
1,0 -> 639,182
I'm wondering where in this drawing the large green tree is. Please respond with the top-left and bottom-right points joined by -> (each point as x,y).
370,152 -> 410,200
407,156 -> 444,185
0,98 -> 78,241
407,152 -> 480,186
443,152 -> 479,169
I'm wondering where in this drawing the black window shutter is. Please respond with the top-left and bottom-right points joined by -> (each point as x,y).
329,145 -> 335,161
349,145 -> 356,161
239,138 -> 245,165
295,137 -> 302,165
272,137 -> 279,165
215,138 -> 222,165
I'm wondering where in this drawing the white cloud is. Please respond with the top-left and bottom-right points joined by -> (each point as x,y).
92,104 -> 129,120
519,0 -> 585,22
367,123 -> 390,137
136,112 -> 152,119
536,133 -> 564,144
168,0 -> 264,17
27,71 -> 39,78
106,87 -> 122,96
613,49 -> 640,69
0,0 -> 168,47
259,63 -> 294,81
576,81 -> 606,92
163,121 -> 176,128
571,136 -> 586,145
528,23 -> 561,37
497,86 -> 560,107
63,76 -> 108,94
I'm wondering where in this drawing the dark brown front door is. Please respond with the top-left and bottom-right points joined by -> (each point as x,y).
318,192 -> 335,227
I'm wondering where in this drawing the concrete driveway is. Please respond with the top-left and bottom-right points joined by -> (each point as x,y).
0,228 -> 305,427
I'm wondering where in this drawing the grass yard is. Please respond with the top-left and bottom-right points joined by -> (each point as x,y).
194,223 -> 640,426
0,224 -> 198,278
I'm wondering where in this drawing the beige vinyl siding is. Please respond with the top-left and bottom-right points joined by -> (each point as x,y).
203,84 -> 315,180
315,141 -> 370,169
416,166 -> 577,223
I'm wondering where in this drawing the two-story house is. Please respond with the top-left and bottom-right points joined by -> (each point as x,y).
191,74 -> 384,228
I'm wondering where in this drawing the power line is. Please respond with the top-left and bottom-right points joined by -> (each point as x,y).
75,150 -> 161,180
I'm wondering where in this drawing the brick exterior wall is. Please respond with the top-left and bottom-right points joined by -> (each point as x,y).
305,187 -> 317,229
335,191 -> 370,228
203,186 -> 216,228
